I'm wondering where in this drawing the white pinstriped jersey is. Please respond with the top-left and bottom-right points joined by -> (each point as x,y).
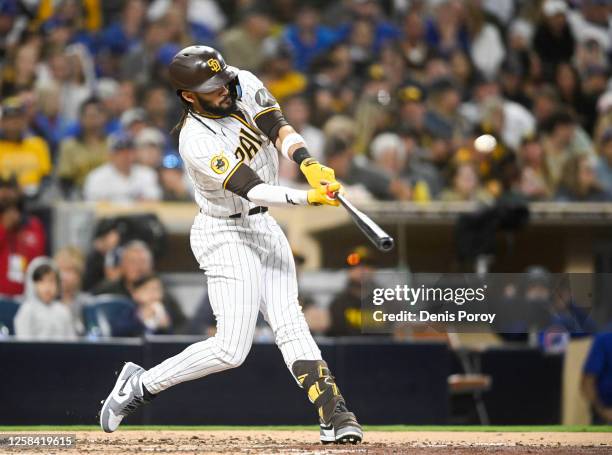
139,70 -> 324,397
179,70 -> 281,217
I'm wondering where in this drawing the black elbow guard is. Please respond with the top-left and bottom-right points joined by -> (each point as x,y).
254,108 -> 289,143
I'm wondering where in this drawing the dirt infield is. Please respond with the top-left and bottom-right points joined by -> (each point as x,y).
3,430 -> 612,455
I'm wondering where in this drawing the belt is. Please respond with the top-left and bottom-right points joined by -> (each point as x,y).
228,206 -> 268,219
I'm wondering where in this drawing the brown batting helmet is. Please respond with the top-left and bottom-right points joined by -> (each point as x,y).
168,45 -> 238,93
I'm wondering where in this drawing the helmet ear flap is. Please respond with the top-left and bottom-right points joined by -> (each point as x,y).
227,77 -> 241,102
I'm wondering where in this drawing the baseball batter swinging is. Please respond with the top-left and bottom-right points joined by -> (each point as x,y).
99,46 -> 363,444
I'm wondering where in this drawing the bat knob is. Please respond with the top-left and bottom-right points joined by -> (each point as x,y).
379,237 -> 395,252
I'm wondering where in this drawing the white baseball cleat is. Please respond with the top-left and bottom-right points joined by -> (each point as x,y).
99,362 -> 151,433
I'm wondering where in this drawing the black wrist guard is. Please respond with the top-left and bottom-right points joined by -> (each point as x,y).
292,147 -> 311,165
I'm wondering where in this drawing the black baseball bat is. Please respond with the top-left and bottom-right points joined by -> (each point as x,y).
336,194 -> 394,252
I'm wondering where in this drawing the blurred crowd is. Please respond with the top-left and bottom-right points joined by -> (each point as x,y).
1,0 -> 612,205
3,2 -> 612,331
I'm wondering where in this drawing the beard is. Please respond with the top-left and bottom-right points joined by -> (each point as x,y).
195,92 -> 236,117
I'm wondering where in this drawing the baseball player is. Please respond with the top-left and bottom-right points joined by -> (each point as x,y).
99,46 -> 362,444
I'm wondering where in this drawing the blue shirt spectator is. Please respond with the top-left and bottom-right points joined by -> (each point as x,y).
583,332 -> 612,423
283,5 -> 344,72
97,0 -> 146,55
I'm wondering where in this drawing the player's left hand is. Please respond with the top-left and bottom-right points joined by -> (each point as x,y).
307,182 -> 342,207
300,158 -> 337,188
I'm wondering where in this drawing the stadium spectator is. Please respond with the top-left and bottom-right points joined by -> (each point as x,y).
309,47 -> 360,128
370,131 -> 429,201
424,0 -> 469,57
499,60 -> 532,110
38,0 -> 98,54
82,218 -> 121,292
582,332 -> 612,424
159,152 -> 191,202
396,84 -> 428,144
54,246 -> 90,335
346,18 -> 376,76
147,0 -> 227,36
448,50 -> 474,100
567,0 -> 611,52
522,266 -> 597,335
160,1 -> 216,47
93,240 -> 186,333
278,95 -> 324,184
575,36 -> 608,79
327,246 -> 379,337
595,129 -> 612,194
440,162 -> 493,203
325,136 -> 410,201
398,126 -> 443,197
14,257 -> 76,340
0,97 -> 51,197
134,127 -> 166,169
533,0 -> 575,77
283,4 -> 342,72
555,63 -> 589,128
37,45 -> 96,123
517,133 -> 553,201
555,155 -> 611,202
471,89 -> 536,152
56,97 -> 110,198
397,11 -> 428,73
0,177 -> 46,296
120,108 -> 148,137
284,95 -> 325,161
546,279 -> 597,335
581,65 -> 609,134
533,85 -> 562,128
425,77 -> 466,143
120,19 -> 171,87
130,274 -> 172,334
32,83 -> 72,156
98,0 -> 146,56
260,41 -> 307,104
542,111 -> 595,190
0,42 -> 39,97
83,133 -> 162,202
219,6 -> 271,73
464,0 -> 505,79
522,266 -> 555,331
344,0 -> 400,54
142,84 -> 174,132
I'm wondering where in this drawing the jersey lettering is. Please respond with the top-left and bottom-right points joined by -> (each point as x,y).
234,127 -> 263,162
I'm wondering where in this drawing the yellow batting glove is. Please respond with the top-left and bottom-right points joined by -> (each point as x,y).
307,182 -> 342,207
300,158 -> 337,188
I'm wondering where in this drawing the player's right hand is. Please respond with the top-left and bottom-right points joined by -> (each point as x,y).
307,182 -> 342,207
300,158 -> 338,189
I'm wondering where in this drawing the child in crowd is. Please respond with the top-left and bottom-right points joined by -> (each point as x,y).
130,274 -> 171,334
14,257 -> 76,340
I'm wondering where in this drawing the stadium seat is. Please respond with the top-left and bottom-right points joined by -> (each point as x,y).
83,295 -> 143,338
0,298 -> 20,336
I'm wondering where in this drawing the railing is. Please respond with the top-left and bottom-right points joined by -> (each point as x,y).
52,201 -> 612,271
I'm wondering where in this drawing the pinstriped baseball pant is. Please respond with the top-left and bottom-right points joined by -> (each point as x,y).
140,212 -> 322,394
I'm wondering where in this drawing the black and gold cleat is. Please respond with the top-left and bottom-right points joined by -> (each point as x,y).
319,400 -> 363,444
292,360 -> 363,445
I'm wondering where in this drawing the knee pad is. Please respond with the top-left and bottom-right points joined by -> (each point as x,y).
292,360 -> 344,423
